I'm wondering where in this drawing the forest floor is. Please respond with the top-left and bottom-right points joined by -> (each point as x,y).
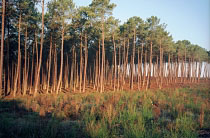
0,82 -> 210,138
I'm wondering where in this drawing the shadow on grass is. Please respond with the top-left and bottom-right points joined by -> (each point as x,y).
0,99 -> 89,138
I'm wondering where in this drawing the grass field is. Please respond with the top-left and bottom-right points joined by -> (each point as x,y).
0,84 -> 210,138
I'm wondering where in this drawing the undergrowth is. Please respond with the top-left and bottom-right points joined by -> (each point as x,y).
0,85 -> 209,138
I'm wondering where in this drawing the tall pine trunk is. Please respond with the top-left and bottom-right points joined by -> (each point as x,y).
23,27 -> 28,95
100,15 -> 105,93
0,0 -> 5,95
56,23 -> 64,94
46,36 -> 52,94
130,28 -> 136,90
113,34 -> 116,91
13,14 -> 21,97
146,42 -> 152,90
34,0 -> 44,97
83,34 -> 88,93
79,34 -> 83,93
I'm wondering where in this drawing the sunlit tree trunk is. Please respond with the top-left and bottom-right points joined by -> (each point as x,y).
146,42 -> 152,90
30,42 -> 35,94
137,48 -> 140,90
70,46 -> 75,91
79,34 -> 83,93
100,15 -> 105,93
0,0 -> 5,95
83,34 -> 88,93
23,27 -> 28,95
73,47 -> 77,92
118,44 -> 121,90
159,41 -> 163,89
125,39 -> 129,87
155,55 -> 159,86
198,59 -> 201,83
46,36 -> 52,94
13,14 -> 21,97
56,22 -> 64,94
142,50 -> 147,88
139,43 -> 143,89
94,51 -> 98,90
184,48 -> 187,83
97,40 -> 101,91
64,55 -> 69,89
34,0 -> 44,97
167,53 -> 171,85
130,28 -> 136,90
52,44 -> 57,92
122,37 -> 126,88
113,34 -> 116,91
5,15 -> 10,95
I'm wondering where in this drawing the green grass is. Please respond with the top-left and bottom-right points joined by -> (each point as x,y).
0,85 -> 210,138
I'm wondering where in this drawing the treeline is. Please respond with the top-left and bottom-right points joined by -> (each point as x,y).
0,0 -> 210,97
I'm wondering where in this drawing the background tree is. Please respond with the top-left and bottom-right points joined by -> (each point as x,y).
0,0 -> 209,97
0,0 -> 5,96
89,0 -> 116,93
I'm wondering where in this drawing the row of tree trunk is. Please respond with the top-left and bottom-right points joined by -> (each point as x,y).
0,0 -> 209,97
1,32 -> 210,97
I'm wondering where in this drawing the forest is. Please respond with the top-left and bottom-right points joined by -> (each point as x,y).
0,0 -> 210,137
0,0 -> 210,96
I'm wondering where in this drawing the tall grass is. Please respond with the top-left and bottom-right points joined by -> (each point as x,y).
0,85 -> 209,138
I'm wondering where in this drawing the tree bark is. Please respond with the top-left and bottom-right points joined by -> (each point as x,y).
13,14 -> 21,97
0,0 -> 5,95
130,28 -> 136,90
83,33 -> 88,93
79,34 -> 83,93
46,36 -> 52,94
34,0 -> 44,97
100,15 -> 105,93
113,34 -> 116,91
118,44 -> 121,90
23,27 -> 28,95
140,42 -> 143,88
56,23 -> 64,94
146,42 -> 152,90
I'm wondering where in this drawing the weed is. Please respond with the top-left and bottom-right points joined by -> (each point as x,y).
1,85 -> 210,137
